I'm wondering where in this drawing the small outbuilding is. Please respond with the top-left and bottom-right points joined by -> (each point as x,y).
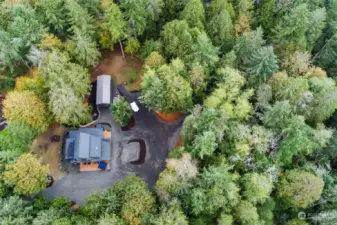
96,75 -> 111,106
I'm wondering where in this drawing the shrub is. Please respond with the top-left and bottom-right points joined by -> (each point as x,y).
33,195 -> 51,211
110,96 -> 132,126
0,122 -> 38,158
51,197 -> 72,209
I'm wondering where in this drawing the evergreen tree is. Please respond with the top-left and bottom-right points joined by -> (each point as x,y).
113,176 -> 155,225
187,32 -> 219,71
84,189 -> 120,220
234,201 -> 259,224
180,0 -> 205,31
208,0 -> 235,20
98,214 -> 126,225
49,80 -> 91,126
0,5 -> 44,71
161,20 -> 194,60
258,0 -> 275,35
64,0 -> 95,36
277,116 -> 331,165
207,9 -> 234,53
149,200 -> 188,225
100,2 -> 126,50
308,76 -> 337,123
257,198 -> 275,225
40,49 -> 91,96
188,63 -> 207,99
184,164 -> 240,216
237,0 -> 253,16
242,173 -> 273,203
181,106 -> 229,160
9,5 -> 45,49
262,100 -> 294,130
327,0 -> 337,36
36,0 -> 67,36
161,0 -> 186,22
235,27 -> 265,63
243,46 -> 278,84
306,8 -> 327,52
146,0 -> 164,22
314,34 -> 337,75
119,0 -> 147,37
0,30 -> 22,72
141,61 -> 192,113
273,4 -> 309,51
66,28 -> 101,67
271,76 -> 309,105
217,214 -> 233,225
33,207 -> 69,225
0,196 -> 33,224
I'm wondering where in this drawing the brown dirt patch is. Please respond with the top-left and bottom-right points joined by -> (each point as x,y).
31,124 -> 66,182
91,47 -> 143,91
174,136 -> 184,148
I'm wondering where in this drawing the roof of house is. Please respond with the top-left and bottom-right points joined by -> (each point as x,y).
96,75 -> 111,105
64,127 -> 111,162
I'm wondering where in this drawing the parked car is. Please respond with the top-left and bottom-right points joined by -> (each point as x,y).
130,101 -> 139,112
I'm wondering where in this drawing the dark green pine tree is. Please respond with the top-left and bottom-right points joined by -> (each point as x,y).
243,46 -> 279,84
314,35 -> 337,76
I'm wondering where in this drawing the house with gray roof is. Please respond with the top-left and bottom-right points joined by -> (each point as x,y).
64,127 -> 111,163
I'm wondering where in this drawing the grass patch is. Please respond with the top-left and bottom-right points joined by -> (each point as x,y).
123,67 -> 141,91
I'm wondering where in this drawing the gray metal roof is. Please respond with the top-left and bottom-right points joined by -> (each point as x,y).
96,75 -> 111,105
78,133 -> 90,159
64,128 -> 111,162
90,135 -> 101,158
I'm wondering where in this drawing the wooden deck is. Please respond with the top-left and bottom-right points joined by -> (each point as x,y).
103,130 -> 111,139
79,160 -> 111,172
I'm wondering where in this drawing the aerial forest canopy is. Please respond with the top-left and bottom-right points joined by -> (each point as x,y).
0,0 -> 337,224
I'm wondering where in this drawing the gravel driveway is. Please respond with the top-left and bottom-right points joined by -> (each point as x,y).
42,85 -> 184,204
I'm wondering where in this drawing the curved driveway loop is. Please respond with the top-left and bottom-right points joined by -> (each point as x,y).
42,85 -> 184,204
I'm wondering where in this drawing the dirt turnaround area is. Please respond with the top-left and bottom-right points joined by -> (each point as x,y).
91,47 -> 143,91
